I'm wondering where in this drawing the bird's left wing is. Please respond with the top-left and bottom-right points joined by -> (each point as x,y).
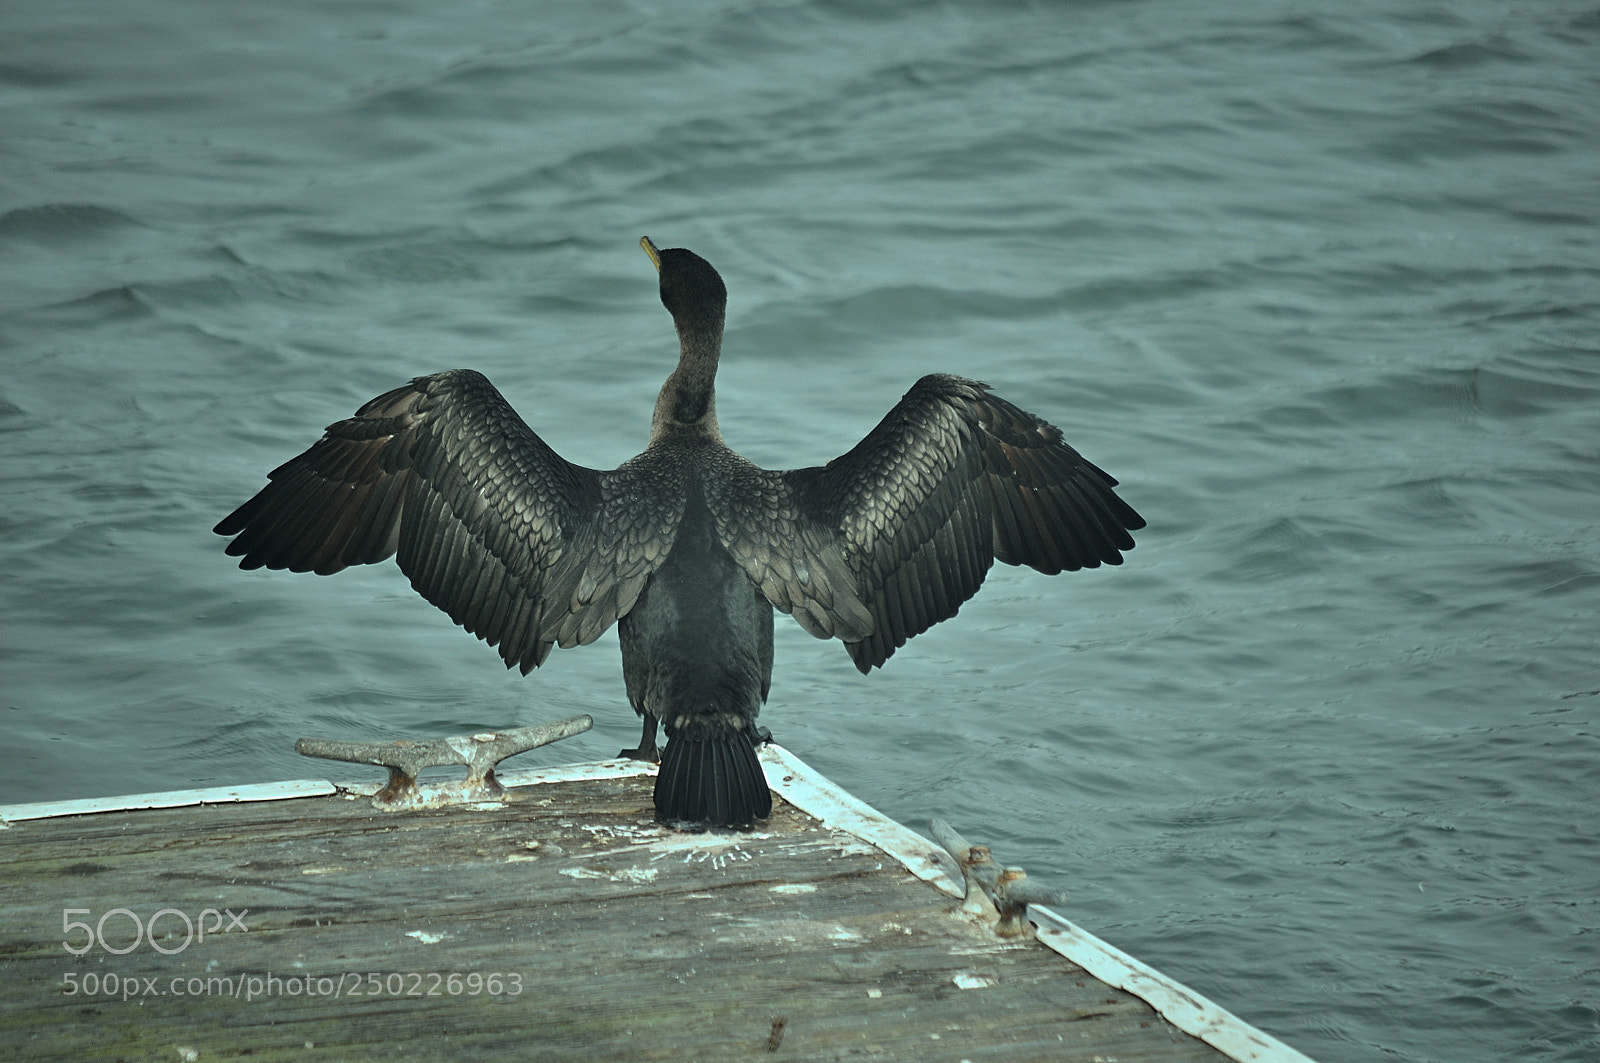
214,370 -> 680,673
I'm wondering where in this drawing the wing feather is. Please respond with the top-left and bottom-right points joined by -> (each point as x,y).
215,369 -> 679,673
711,374 -> 1144,673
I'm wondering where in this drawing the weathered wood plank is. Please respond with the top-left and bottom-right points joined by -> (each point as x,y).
0,770 -> 1236,1062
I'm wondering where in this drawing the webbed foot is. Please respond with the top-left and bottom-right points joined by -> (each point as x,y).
619,742 -> 661,764
621,714 -> 661,762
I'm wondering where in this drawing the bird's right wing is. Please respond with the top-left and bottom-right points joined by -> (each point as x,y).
214,370 -> 681,673
715,374 -> 1144,673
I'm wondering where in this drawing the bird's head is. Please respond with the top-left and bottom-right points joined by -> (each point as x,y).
641,236 -> 727,336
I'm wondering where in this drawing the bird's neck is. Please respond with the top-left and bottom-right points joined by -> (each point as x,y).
650,320 -> 723,444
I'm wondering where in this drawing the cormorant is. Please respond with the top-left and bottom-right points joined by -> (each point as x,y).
214,237 -> 1145,829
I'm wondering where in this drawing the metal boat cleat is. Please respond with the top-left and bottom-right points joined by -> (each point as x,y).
295,715 -> 593,810
930,817 -> 1068,938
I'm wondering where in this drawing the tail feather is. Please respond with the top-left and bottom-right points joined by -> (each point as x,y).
654,729 -> 771,829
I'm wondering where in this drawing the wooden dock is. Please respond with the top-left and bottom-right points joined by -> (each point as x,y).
0,746 -> 1312,1062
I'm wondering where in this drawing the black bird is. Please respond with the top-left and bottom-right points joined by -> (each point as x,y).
214,237 -> 1145,829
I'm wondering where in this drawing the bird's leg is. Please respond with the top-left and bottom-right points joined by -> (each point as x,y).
619,713 -> 661,763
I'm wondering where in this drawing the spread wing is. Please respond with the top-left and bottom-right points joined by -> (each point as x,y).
214,369 -> 680,673
713,374 -> 1144,673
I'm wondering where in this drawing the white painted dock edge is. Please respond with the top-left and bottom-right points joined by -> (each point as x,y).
756,744 -> 1318,1063
0,779 -> 336,826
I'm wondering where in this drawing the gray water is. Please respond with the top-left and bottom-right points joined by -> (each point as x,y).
3,1 -> 1597,1059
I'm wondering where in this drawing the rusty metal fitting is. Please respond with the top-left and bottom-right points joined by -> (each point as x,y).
295,715 -> 593,810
